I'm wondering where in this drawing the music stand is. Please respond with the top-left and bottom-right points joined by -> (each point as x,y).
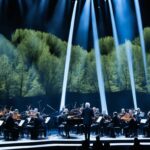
27,118 -> 31,123
45,117 -> 51,124
19,120 -> 25,127
140,119 -> 147,124
0,120 -> 4,126
96,116 -> 102,123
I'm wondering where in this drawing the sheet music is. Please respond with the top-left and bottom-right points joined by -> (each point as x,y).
96,116 -> 102,123
27,117 -> 31,123
0,120 -> 3,126
45,117 -> 51,124
140,119 -> 147,124
19,120 -> 25,127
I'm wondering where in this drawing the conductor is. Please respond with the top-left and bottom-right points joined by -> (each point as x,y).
82,102 -> 94,141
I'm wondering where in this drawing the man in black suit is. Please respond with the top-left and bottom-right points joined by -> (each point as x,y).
82,102 -> 94,141
4,112 -> 19,140
108,112 -> 121,137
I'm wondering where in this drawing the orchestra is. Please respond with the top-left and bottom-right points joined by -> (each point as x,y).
0,103 -> 149,141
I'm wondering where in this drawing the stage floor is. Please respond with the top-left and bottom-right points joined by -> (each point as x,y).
1,131 -> 150,150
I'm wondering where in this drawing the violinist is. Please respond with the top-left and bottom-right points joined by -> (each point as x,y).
0,108 -> 4,118
120,109 -> 132,123
134,108 -> 145,123
93,107 -> 100,120
13,109 -> 21,121
119,108 -> 126,118
30,112 -> 45,139
124,109 -> 138,137
108,112 -> 121,137
63,108 -> 71,138
143,111 -> 150,137
4,112 -> 19,140
58,108 -> 70,138
101,110 -> 111,136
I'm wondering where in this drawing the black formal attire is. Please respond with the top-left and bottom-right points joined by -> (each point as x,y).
82,107 -> 94,140
30,116 -> 44,139
143,117 -> 150,137
124,118 -> 138,137
108,115 -> 121,137
4,116 -> 19,140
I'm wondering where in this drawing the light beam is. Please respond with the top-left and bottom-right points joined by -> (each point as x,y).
91,0 -> 108,114
125,41 -> 137,109
75,0 -> 90,49
134,0 -> 147,83
60,0 -> 78,111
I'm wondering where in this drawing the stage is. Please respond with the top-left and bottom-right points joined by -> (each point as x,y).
1,131 -> 150,150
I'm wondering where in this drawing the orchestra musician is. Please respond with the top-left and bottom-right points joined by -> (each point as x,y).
119,108 -> 126,118
134,108 -> 145,123
1,104 -> 150,141
143,111 -> 150,137
81,102 -> 94,141
108,112 -> 121,137
119,108 -> 132,128
123,109 -> 138,137
63,108 -> 71,138
13,109 -> 21,121
58,108 -> 70,138
4,111 -> 19,140
100,110 -> 111,136
27,112 -> 46,139
120,109 -> 132,122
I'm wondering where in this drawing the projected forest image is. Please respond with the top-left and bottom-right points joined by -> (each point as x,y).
0,28 -> 150,97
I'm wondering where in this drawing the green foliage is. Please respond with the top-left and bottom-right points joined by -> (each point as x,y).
0,34 -> 44,99
100,36 -> 114,55
79,50 -> 98,93
144,27 -> 150,53
0,27 -> 150,99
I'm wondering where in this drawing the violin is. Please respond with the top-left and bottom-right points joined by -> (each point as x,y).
13,112 -> 21,120
120,113 -> 134,122
0,111 -> 4,117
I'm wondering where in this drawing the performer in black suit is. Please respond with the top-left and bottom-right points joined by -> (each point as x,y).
143,111 -> 150,137
108,112 -> 121,137
82,102 -> 94,141
30,112 -> 45,139
4,112 -> 19,140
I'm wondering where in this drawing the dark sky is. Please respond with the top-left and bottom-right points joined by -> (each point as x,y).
0,0 -> 150,49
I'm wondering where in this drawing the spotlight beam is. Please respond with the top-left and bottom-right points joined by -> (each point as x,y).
134,0 -> 148,83
108,0 -> 120,64
125,41 -> 137,109
91,0 -> 108,114
75,0 -> 90,49
60,0 -> 78,111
